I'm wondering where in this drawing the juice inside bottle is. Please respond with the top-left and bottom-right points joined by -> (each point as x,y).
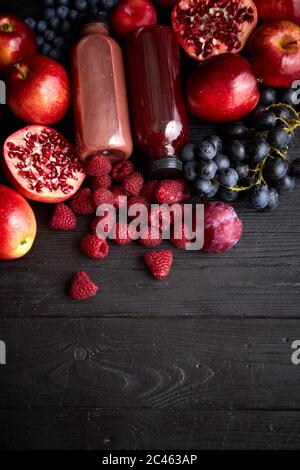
71,13 -> 133,163
126,25 -> 189,177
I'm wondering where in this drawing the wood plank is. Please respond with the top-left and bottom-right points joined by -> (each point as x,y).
0,318 -> 299,409
1,408 -> 300,449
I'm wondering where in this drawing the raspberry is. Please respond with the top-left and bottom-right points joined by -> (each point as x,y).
90,211 -> 115,238
148,205 -> 172,232
141,180 -> 159,202
155,179 -> 184,204
144,250 -> 173,280
204,202 -> 243,253
139,225 -> 162,248
111,160 -> 134,182
171,223 -> 194,250
128,195 -> 150,218
111,186 -> 127,210
114,222 -> 133,245
69,271 -> 98,300
92,188 -> 114,207
122,171 -> 144,197
80,234 -> 109,259
50,203 -> 77,231
85,153 -> 112,176
69,188 -> 95,215
90,174 -> 112,190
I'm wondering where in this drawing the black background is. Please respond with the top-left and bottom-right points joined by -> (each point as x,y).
0,0 -> 300,450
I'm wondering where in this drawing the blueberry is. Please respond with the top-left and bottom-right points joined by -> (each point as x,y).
60,20 -> 71,32
44,8 -> 56,20
266,188 -> 279,210
192,178 -> 214,197
223,121 -> 247,140
218,187 -> 238,202
68,9 -> 79,21
265,158 -> 289,180
53,36 -> 65,48
44,29 -> 56,42
250,185 -> 270,210
40,43 -> 52,55
43,0 -> 55,6
204,135 -> 223,152
36,35 -> 45,47
291,158 -> 300,177
273,106 -> 293,121
56,5 -> 70,19
213,153 -> 230,172
232,163 -> 249,180
49,48 -> 63,60
74,0 -> 88,11
280,88 -> 297,106
268,128 -> 290,149
100,0 -> 119,10
226,140 -> 246,162
48,17 -> 60,30
37,20 -> 48,33
218,168 -> 239,188
207,180 -> 219,198
57,0 -> 70,5
259,86 -> 277,106
274,174 -> 295,193
196,140 -> 217,160
180,144 -> 196,163
247,136 -> 270,163
183,161 -> 198,182
197,159 -> 217,181
255,110 -> 277,129
25,17 -> 37,29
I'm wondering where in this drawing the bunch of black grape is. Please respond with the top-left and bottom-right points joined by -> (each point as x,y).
181,85 -> 300,211
25,0 -> 119,62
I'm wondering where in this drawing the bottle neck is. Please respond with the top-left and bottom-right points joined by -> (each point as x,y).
80,23 -> 109,37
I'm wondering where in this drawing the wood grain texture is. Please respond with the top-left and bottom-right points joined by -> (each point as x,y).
1,0 -> 300,451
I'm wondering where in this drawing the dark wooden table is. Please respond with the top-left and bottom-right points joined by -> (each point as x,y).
1,0 -> 300,451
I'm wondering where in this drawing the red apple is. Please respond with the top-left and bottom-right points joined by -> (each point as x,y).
254,0 -> 300,24
0,14 -> 37,73
187,53 -> 259,123
111,0 -> 157,37
249,21 -> 300,88
6,55 -> 71,125
0,184 -> 37,260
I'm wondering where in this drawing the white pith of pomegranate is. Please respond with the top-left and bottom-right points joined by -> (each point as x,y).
3,126 -> 85,203
172,0 -> 258,61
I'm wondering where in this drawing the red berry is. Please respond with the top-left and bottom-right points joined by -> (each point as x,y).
155,179 -> 184,204
141,180 -> 159,202
203,202 -> 243,253
171,222 -> 193,250
111,185 -> 128,210
144,249 -> 173,280
80,234 -> 109,259
92,188 -> 114,207
69,271 -> 98,300
122,171 -> 144,196
111,160 -> 134,182
128,195 -> 150,218
85,153 -> 112,176
90,174 -> 112,190
148,205 -> 172,232
90,212 -> 115,238
114,222 -> 133,245
139,225 -> 162,248
69,187 -> 95,215
50,203 -> 77,231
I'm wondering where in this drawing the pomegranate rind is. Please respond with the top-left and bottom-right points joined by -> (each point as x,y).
2,125 -> 85,203
172,0 -> 258,62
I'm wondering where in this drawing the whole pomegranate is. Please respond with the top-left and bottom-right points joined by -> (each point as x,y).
0,184 -> 36,260
3,126 -> 86,203
204,202 -> 243,253
111,0 -> 157,37
187,53 -> 260,123
172,0 -> 257,62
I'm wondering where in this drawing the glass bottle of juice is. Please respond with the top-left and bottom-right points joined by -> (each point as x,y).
125,25 -> 189,177
71,13 -> 133,163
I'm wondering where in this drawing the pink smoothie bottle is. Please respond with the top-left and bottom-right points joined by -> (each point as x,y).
71,13 -> 133,163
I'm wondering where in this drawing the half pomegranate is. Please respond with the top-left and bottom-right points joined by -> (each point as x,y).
2,126 -> 85,203
172,0 -> 258,62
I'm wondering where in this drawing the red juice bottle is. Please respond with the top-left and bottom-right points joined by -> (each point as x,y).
126,25 -> 189,177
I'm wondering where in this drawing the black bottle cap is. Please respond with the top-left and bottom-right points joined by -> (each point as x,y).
77,12 -> 109,30
150,157 -> 183,179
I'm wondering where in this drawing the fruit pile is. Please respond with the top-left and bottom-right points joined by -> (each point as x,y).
182,84 -> 300,210
0,0 -> 300,301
